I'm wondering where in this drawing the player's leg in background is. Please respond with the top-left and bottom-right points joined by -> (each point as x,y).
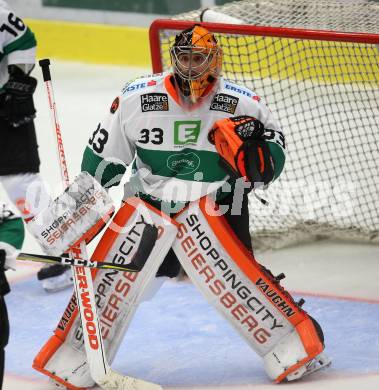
0,114 -> 40,183
0,251 -> 10,390
0,295 -> 9,390
0,113 -> 73,292
0,173 -> 74,292
0,173 -> 48,221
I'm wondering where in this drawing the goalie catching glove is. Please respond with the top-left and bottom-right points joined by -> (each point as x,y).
208,116 -> 276,188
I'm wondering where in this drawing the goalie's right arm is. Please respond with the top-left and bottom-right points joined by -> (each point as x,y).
81,95 -> 135,189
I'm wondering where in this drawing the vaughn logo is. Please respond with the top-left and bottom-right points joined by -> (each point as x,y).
174,120 -> 201,145
141,93 -> 169,112
210,93 -> 239,114
167,152 -> 200,175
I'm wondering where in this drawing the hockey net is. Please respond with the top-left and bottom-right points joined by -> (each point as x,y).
149,0 -> 379,250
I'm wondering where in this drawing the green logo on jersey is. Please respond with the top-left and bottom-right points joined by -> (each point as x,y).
167,152 -> 200,175
174,120 -> 201,145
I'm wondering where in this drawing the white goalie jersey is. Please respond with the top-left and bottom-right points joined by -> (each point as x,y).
82,72 -> 285,204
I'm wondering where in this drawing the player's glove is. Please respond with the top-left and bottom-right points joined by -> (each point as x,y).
2,65 -> 37,128
0,245 -> 18,272
208,115 -> 275,187
0,248 -> 15,295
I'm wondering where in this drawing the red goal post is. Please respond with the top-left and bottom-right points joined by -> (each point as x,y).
149,19 -> 379,250
150,19 -> 379,73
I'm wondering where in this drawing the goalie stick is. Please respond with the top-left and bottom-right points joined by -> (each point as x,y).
39,59 -> 162,390
18,252 -> 140,271
18,222 -> 159,272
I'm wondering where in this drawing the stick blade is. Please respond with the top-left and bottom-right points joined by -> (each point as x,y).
129,224 -> 158,269
97,368 -> 162,390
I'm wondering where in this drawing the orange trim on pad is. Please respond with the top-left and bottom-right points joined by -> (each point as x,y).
275,319 -> 323,382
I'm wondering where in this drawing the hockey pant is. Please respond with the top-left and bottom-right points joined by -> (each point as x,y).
33,197 -> 178,389
173,196 -> 325,382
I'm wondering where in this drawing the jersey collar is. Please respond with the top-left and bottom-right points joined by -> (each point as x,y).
164,73 -> 216,111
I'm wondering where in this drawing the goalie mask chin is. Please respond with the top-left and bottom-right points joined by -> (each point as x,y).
170,24 -> 222,107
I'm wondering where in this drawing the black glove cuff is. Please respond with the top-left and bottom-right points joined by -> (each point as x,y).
5,78 -> 36,95
4,75 -> 37,96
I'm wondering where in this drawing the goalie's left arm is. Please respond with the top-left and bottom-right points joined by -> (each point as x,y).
209,114 -> 285,188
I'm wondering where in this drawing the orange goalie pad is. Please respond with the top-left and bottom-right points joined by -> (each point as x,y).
33,197 -> 178,389
173,196 -> 323,373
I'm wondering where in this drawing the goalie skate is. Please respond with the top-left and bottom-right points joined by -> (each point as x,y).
37,264 -> 70,280
286,352 -> 331,382
39,265 -> 74,292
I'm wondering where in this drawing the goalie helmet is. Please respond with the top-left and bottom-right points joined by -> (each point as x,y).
170,24 -> 222,106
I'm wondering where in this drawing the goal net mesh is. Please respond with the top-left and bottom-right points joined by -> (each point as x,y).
151,0 -> 379,249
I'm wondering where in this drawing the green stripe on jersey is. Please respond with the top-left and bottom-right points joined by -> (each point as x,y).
81,146 -> 126,188
3,27 -> 36,55
0,218 -> 24,249
136,146 -> 227,183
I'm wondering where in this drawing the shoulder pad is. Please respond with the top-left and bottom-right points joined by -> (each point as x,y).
121,73 -> 166,96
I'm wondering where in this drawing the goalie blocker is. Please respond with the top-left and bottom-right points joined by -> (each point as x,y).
173,196 -> 330,382
27,171 -> 115,256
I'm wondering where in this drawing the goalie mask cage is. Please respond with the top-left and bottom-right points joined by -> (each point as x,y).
149,0 -> 379,250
